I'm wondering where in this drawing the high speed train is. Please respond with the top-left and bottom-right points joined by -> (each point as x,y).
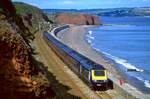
43,28 -> 113,90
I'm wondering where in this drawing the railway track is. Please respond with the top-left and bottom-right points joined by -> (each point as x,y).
34,31 -> 88,99
95,91 -> 112,99
34,28 -> 114,98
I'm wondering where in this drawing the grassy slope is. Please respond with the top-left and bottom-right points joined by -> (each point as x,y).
14,2 -> 42,15
13,2 -> 50,33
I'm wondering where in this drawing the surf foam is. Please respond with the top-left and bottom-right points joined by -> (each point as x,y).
88,30 -> 92,35
93,48 -> 144,72
136,77 -> 150,88
86,30 -> 95,44
94,48 -> 150,88
103,51 -> 143,72
86,30 -> 150,89
86,35 -> 95,40
87,30 -> 143,72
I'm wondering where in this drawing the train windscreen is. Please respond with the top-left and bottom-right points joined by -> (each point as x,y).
94,70 -> 105,76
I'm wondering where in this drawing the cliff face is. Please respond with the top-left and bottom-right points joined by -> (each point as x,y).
0,0 -> 54,98
0,21 -> 35,98
55,13 -> 100,25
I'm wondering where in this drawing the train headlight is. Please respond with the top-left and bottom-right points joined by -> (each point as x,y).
93,80 -> 97,82
103,80 -> 107,82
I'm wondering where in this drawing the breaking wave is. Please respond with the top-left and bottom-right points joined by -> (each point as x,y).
93,48 -> 150,89
86,29 -> 150,89
86,30 -> 95,45
136,77 -> 150,88
101,51 -> 144,72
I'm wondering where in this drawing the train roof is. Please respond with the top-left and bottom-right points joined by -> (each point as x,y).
43,32 -> 105,71
92,64 -> 105,70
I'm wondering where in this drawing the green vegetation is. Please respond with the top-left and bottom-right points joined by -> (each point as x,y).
13,2 -> 50,33
47,13 -> 57,24
14,2 -> 42,15
0,1 -> 52,49
0,1 -> 52,44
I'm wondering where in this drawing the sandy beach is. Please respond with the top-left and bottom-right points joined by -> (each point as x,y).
57,25 -> 122,79
55,25 -> 150,98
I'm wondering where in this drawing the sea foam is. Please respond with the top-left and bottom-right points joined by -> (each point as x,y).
86,35 -> 95,40
136,77 -> 150,88
101,51 -> 144,72
86,30 -> 95,44
93,47 -> 144,72
87,39 -> 92,44
87,30 -> 143,72
94,48 -> 150,88
88,30 -> 92,35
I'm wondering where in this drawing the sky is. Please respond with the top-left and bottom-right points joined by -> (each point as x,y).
12,0 -> 150,9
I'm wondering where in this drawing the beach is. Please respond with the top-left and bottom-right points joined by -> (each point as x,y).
56,25 -> 150,98
57,25 -> 122,79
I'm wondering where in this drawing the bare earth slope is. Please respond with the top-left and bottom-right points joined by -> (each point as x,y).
0,0 -> 54,98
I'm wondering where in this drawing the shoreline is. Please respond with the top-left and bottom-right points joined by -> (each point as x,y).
56,25 -> 150,98
85,27 -> 150,93
57,25 -> 123,79
85,27 -> 129,80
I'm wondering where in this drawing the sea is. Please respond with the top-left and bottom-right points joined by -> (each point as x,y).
86,17 -> 150,93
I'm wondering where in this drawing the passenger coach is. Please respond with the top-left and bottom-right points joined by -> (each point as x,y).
43,30 -> 113,90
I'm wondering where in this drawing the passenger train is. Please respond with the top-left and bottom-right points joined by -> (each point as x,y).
43,27 -> 113,90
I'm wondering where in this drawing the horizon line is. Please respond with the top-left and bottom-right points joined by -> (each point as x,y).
42,6 -> 150,10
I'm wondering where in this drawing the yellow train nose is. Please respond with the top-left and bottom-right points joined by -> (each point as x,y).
91,70 -> 107,80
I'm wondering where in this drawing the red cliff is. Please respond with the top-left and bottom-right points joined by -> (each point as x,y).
55,13 -> 100,25
0,0 -> 55,98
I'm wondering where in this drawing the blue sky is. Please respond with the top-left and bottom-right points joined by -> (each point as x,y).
12,0 -> 150,9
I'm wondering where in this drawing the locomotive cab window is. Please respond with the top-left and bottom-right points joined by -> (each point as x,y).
94,70 -> 105,76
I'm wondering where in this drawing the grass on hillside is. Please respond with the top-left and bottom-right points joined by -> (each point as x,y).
13,2 -> 42,15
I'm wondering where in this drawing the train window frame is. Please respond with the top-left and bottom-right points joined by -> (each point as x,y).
82,67 -> 89,80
